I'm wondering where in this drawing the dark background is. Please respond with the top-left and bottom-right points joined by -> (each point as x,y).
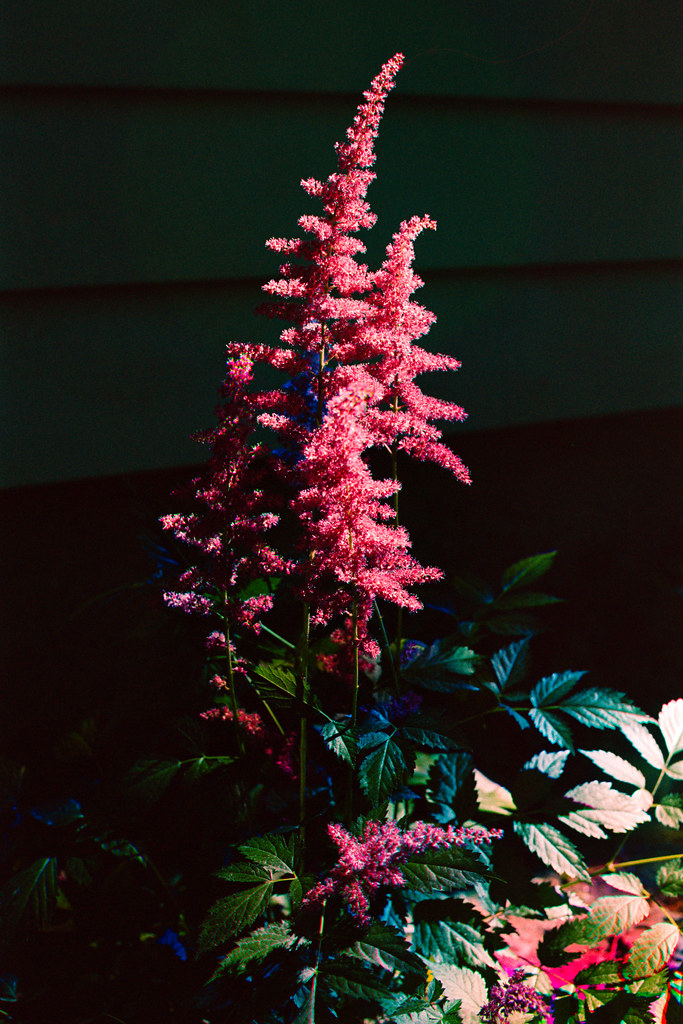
1,2 -> 681,741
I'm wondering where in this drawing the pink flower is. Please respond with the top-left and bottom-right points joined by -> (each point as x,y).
302,819 -> 502,924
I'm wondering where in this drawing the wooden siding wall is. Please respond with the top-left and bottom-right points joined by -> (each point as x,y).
1,1 -> 681,487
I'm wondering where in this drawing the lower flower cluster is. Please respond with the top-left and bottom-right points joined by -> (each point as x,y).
302,820 -> 503,924
479,968 -> 553,1024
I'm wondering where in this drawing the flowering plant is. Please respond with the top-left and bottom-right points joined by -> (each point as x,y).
152,55 -> 683,1024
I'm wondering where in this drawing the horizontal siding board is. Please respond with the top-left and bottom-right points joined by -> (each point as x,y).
3,93 -> 681,290
2,0 -> 682,105
2,267 -> 680,487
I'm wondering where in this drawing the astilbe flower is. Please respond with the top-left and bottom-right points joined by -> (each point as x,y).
302,819 -> 503,924
365,215 -> 471,482
479,969 -> 553,1024
161,353 -> 290,636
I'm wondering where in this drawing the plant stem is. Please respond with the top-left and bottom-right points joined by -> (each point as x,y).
306,900 -> 327,1024
298,603 -> 311,833
222,595 -> 244,756
605,853 -> 683,872
374,600 -> 399,692
259,622 -> 296,650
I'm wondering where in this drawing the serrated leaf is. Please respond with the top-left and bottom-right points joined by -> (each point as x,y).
252,662 -> 298,705
349,922 -> 425,976
561,689 -> 650,731
424,964 -> 485,1024
656,858 -> 683,896
491,639 -> 530,691
659,699 -> 683,757
402,640 -> 478,691
529,707 -> 575,750
580,750 -> 646,788
428,752 -> 477,823
562,781 -> 651,833
212,921 -> 295,978
513,821 -> 590,880
128,758 -> 182,800
474,770 -> 516,815
0,857 -> 58,945
574,961 -> 624,985
402,847 -> 484,894
655,803 -> 683,828
501,551 -> 557,591
621,721 -> 666,769
358,735 -> 410,806
238,833 -> 299,876
412,914 -> 495,968
558,811 -> 609,839
624,923 -> 680,979
198,880 -> 274,951
576,894 -> 651,942
601,872 -> 647,896
665,760 -> 683,780
492,591 -> 562,610
524,750 -> 569,778
320,960 -> 400,1010
401,727 -> 458,752
531,671 -> 585,708
320,720 -> 357,765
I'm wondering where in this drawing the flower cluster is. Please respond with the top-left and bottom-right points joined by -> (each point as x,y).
479,969 -> 553,1024
302,820 -> 502,924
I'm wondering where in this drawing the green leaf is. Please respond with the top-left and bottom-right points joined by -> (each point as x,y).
127,758 -> 182,800
529,707 -> 575,750
183,754 -> 235,783
580,750 -> 646,788
574,960 -> 624,985
491,639 -> 530,691
501,551 -> 557,591
574,894 -> 651,942
624,923 -> 680,979
211,921 -> 296,979
428,752 -> 477,823
0,857 -> 58,945
655,799 -> 683,828
348,922 -> 425,976
561,690 -> 651,731
252,662 -> 298,705
402,640 -> 478,691
320,720 -> 357,765
412,911 -> 496,968
492,591 -> 562,610
238,833 -> 299,875
198,880 -> 274,951
320,959 -> 400,1010
401,727 -> 459,752
358,735 -> 410,806
523,750 -> 569,778
513,821 -> 590,880
424,964 -> 486,1024
402,847 -> 485,894
656,858 -> 683,896
659,699 -> 683,756
602,872 -> 647,896
531,671 -> 586,708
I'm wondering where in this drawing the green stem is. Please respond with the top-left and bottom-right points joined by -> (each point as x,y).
222,596 -> 244,757
307,900 -> 327,1024
374,600 -> 399,692
259,622 -> 296,650
298,603 -> 311,832
605,853 -> 683,872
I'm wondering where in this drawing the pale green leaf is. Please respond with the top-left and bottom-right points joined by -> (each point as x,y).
665,760 -> 683,780
424,964 -> 485,1024
513,821 -> 590,880
602,872 -> 648,896
320,720 -> 357,764
656,858 -> 683,896
560,689 -> 651,730
523,750 -> 569,778
575,894 -> 650,942
349,922 -> 424,976
558,811 -> 608,839
238,833 -> 298,875
402,847 -> 484,894
624,923 -> 680,979
412,916 -> 496,968
563,781 -> 650,833
659,699 -> 683,757
252,662 -> 298,704
655,802 -> 683,828
580,750 -> 646,788
621,721 -> 665,769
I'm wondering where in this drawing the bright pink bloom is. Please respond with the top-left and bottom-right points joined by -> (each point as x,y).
302,819 -> 502,924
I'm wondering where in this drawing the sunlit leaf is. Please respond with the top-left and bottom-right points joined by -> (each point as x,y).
531,671 -> 585,708
524,750 -> 569,779
562,781 -> 651,833
513,821 -> 590,880
602,872 -> 647,896
424,964 -> 485,1024
349,922 -> 424,976
621,721 -> 665,770
529,707 -> 575,750
402,847 -> 484,894
655,801 -> 683,828
656,858 -> 683,897
580,750 -> 646,788
211,921 -> 296,979
574,894 -> 650,942
561,689 -> 650,731
624,923 -> 680,979
252,662 -> 298,705
659,699 -> 683,757
412,912 -> 496,968
238,833 -> 299,875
